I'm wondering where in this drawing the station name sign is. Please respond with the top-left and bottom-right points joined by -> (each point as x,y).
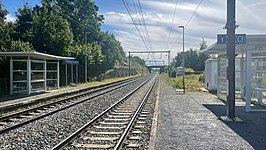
217,34 -> 246,44
64,60 -> 79,65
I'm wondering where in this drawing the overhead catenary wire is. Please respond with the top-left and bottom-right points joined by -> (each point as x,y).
135,0 -> 154,59
122,0 -> 155,59
167,0 -> 179,49
169,0 -> 203,50
122,0 -> 150,51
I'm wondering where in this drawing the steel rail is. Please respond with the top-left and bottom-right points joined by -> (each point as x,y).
51,74 -> 155,150
0,76 -> 139,115
0,76 -> 139,122
0,76 -> 144,134
114,75 -> 157,149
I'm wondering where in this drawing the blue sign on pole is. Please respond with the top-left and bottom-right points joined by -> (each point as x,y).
64,60 -> 79,65
217,34 -> 246,44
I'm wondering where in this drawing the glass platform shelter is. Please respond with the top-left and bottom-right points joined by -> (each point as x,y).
200,35 -> 266,112
0,52 -> 74,95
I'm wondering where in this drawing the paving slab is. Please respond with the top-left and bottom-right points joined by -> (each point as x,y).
154,79 -> 254,150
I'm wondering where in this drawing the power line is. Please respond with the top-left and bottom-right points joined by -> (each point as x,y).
169,0 -> 203,50
122,0 -> 151,52
167,0 -> 179,49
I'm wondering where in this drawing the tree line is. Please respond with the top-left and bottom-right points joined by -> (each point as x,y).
171,39 -> 209,71
0,0 -> 141,79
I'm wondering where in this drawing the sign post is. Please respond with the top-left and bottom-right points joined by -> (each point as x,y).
226,0 -> 236,119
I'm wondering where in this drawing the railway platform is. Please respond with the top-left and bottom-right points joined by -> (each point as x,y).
150,79 -> 266,149
0,85 -> 90,111
0,77 -> 134,111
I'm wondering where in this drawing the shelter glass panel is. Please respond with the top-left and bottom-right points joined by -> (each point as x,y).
217,56 -> 243,100
250,51 -> 266,110
47,62 -> 57,70
47,80 -> 57,90
13,71 -> 27,81
13,82 -> 27,94
13,61 -> 27,71
31,61 -> 44,70
31,82 -> 44,92
31,72 -> 44,80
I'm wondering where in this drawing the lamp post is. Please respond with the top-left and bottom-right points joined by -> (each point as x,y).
178,25 -> 185,94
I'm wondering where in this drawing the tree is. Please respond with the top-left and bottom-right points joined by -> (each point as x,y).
10,40 -> 34,52
99,32 -> 126,69
12,3 -> 33,42
0,3 -> 15,51
31,3 -> 73,55
200,37 -> 207,50
172,39 -> 209,71
48,0 -> 104,43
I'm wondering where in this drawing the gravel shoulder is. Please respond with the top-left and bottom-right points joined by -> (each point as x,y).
155,77 -> 254,150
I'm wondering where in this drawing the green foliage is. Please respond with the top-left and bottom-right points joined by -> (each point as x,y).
185,68 -> 194,72
13,3 -> 33,42
99,32 -> 126,69
0,3 -> 15,51
163,73 -> 204,92
31,4 -> 73,55
172,38 -> 209,71
51,0 -> 104,43
10,40 -> 34,52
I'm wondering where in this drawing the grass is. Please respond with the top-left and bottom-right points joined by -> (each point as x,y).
75,75 -> 141,87
162,73 -> 205,92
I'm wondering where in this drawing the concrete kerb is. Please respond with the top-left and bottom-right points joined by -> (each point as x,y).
148,77 -> 160,150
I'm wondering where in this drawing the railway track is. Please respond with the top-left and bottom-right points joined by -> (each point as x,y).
0,76 -> 143,134
52,74 -> 158,149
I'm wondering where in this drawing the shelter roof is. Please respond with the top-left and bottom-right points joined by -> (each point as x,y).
199,35 -> 266,54
0,51 -> 74,60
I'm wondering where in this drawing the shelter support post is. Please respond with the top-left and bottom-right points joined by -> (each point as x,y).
44,59 -> 47,91
10,57 -> 13,95
71,64 -> 73,84
245,50 -> 252,112
57,60 -> 60,89
27,57 -> 31,95
226,0 -> 236,118
65,64 -> 68,85
76,65 -> 78,84
85,55 -> 87,82
129,52 -> 131,76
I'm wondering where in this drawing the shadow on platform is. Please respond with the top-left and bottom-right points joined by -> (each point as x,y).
203,104 -> 266,150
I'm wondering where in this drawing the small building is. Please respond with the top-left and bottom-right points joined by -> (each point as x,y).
200,35 -> 266,112
0,51 -> 74,95
204,58 -> 217,91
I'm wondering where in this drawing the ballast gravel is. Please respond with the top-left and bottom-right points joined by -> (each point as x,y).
0,76 -> 150,149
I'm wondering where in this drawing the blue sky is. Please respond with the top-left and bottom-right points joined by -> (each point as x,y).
2,0 -> 266,61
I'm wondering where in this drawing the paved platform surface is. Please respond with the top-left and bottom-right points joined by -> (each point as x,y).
154,79 -> 259,149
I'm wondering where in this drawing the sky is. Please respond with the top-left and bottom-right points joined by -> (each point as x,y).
2,0 -> 266,62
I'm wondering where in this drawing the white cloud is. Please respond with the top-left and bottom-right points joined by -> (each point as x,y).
5,14 -> 16,22
101,0 -> 266,60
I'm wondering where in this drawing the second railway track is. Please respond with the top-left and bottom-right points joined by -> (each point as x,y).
0,76 -> 142,134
